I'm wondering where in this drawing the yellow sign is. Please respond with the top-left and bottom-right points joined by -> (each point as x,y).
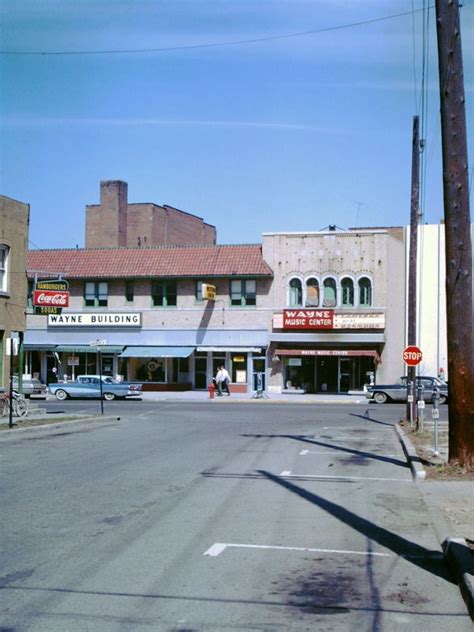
202,283 -> 216,300
233,356 -> 245,363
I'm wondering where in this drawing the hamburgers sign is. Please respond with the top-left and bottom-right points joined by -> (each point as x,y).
33,279 -> 69,315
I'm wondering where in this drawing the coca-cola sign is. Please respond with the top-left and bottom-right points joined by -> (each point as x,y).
33,289 -> 69,307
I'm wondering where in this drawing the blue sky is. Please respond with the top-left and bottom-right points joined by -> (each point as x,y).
1,1 -> 473,249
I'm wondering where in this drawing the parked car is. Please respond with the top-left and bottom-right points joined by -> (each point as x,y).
48,375 -> 142,401
366,376 -> 448,404
12,375 -> 48,399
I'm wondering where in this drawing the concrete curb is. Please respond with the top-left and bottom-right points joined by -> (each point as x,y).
443,538 -> 474,619
0,414 -> 120,437
394,422 -> 426,480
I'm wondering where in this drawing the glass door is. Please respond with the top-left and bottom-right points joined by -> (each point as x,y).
194,356 -> 208,389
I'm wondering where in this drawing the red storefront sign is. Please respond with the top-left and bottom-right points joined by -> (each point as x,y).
283,309 -> 334,329
33,289 -> 69,307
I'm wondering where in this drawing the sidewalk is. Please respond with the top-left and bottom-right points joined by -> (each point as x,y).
396,420 -> 474,619
138,389 -> 369,404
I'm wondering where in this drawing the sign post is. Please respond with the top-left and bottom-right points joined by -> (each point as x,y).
403,345 -> 423,425
90,340 -> 107,415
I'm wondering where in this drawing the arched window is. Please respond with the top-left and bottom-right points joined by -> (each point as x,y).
358,277 -> 372,307
288,278 -> 303,307
341,277 -> 354,307
323,278 -> 337,307
305,278 -> 319,307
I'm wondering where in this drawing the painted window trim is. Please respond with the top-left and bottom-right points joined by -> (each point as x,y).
84,280 -> 109,307
0,244 -> 9,294
151,279 -> 178,308
229,279 -> 257,308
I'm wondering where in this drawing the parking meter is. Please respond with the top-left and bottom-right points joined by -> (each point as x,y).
417,383 -> 425,431
407,380 -> 415,428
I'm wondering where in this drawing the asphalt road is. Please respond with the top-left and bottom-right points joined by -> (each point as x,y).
1,403 -> 470,631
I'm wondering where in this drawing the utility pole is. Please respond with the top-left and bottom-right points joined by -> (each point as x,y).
406,115 -> 420,424
435,0 -> 474,468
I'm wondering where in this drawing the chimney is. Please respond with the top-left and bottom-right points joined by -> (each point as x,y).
99,180 -> 128,247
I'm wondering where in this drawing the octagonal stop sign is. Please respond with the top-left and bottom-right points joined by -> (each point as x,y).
403,345 -> 423,366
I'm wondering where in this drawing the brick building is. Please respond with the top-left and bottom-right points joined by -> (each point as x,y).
25,244 -> 272,392
85,181 -> 216,249
0,195 -> 30,390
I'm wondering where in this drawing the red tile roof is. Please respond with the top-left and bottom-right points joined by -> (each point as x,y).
28,244 -> 273,279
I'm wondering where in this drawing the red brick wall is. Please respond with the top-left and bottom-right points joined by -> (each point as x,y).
85,182 -> 217,248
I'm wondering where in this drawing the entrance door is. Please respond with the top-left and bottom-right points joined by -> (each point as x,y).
194,357 -> 208,389
316,357 -> 338,392
339,357 -> 354,392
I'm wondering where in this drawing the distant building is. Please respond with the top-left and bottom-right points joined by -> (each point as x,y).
0,195 -> 30,390
85,180 -> 216,249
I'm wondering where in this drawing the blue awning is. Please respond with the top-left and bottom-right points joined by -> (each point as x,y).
120,346 -> 194,358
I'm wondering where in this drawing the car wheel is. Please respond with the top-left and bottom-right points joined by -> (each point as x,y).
103,392 -> 115,401
374,392 -> 388,404
55,389 -> 68,401
439,395 -> 447,405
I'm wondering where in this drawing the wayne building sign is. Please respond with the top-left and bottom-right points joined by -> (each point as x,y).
48,313 -> 142,327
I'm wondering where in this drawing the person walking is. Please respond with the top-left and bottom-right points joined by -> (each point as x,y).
216,365 -> 231,396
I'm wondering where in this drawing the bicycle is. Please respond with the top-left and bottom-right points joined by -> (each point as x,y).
1,390 -> 28,418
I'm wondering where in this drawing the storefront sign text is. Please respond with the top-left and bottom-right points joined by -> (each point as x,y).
283,309 -> 334,329
48,313 -> 142,327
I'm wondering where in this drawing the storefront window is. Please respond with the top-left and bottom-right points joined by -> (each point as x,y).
231,355 -> 247,383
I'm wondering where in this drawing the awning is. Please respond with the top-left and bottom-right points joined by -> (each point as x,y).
275,349 -> 380,360
55,345 -> 124,353
196,347 -> 262,353
120,346 -> 194,358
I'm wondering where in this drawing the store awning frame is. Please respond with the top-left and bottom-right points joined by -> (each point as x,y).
55,345 -> 124,353
120,346 -> 194,358
274,349 -> 381,361
196,347 -> 262,353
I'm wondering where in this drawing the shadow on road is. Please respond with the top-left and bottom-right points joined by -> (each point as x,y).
257,470 -> 453,583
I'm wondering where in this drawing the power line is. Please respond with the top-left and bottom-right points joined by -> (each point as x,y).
1,7 -> 432,56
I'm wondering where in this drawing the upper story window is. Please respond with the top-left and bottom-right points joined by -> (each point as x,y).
230,279 -> 256,307
125,280 -> 134,303
305,278 -> 319,307
358,277 -> 372,307
152,280 -> 177,307
0,245 -> 9,293
341,277 -> 354,307
322,278 -> 337,307
288,278 -> 303,307
84,281 -> 108,307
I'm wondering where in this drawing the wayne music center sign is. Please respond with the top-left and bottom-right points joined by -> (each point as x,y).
278,309 -> 385,330
33,279 -> 69,315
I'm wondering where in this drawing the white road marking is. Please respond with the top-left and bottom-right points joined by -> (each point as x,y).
279,472 -> 410,482
203,542 -> 394,558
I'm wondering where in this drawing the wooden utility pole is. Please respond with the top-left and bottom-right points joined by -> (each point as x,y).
435,0 -> 474,468
407,115 -> 420,424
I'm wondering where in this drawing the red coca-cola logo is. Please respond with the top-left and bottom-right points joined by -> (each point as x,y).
33,290 -> 69,307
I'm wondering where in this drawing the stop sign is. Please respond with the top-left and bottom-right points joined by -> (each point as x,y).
403,345 -> 423,366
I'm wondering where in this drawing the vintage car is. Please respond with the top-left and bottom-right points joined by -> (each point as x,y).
49,375 -> 142,401
12,375 -> 48,399
366,376 -> 448,405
